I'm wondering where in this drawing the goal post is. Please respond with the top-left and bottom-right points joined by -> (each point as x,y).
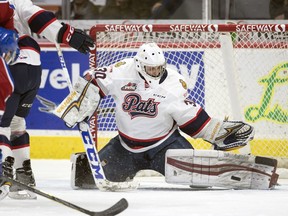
88,24 -> 288,170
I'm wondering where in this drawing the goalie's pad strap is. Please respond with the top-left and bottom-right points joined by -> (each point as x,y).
165,149 -> 278,189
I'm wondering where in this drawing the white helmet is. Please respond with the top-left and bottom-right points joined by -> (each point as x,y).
134,43 -> 166,87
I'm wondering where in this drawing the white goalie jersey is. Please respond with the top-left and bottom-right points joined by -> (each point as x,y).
92,58 -> 211,152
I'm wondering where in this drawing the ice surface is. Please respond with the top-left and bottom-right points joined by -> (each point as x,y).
0,160 -> 287,216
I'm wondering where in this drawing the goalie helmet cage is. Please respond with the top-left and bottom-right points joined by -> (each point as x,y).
88,24 -> 288,176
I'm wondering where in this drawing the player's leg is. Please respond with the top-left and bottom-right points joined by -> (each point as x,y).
10,117 -> 36,191
100,136 -> 142,181
0,58 -> 14,200
9,64 -> 41,168
0,93 -> 21,199
0,58 -> 14,160
71,135 -> 141,189
4,64 -> 41,199
148,129 -> 193,175
73,129 -> 193,182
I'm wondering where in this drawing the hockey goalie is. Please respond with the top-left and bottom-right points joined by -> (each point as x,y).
53,42 -> 279,190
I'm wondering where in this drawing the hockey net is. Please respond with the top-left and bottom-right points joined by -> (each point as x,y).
89,24 -> 288,176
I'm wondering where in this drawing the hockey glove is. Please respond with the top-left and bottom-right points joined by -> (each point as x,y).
57,23 -> 94,54
0,27 -> 19,64
204,119 -> 255,151
53,77 -> 100,128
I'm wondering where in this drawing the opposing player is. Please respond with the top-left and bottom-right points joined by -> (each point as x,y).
0,0 -> 94,200
0,0 -> 19,201
0,27 -> 17,112
54,43 -> 277,190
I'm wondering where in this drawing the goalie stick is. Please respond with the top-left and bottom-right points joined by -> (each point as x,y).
0,176 -> 128,216
49,43 -> 139,191
55,43 -> 73,92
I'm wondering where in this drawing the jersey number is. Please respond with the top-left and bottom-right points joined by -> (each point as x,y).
94,67 -> 108,79
184,99 -> 196,107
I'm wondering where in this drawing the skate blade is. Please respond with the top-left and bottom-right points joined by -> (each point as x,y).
8,190 -> 37,200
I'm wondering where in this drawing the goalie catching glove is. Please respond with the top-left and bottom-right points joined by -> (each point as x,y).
198,118 -> 255,151
53,77 -> 100,127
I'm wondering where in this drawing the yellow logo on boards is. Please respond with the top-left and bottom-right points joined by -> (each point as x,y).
244,62 -> 288,123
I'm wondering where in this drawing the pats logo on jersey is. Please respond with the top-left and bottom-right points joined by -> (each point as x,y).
122,93 -> 160,119
121,82 -> 137,91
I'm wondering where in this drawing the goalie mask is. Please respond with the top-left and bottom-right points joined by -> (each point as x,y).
134,43 -> 166,87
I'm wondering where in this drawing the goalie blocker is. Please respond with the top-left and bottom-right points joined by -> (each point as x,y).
71,149 -> 278,190
53,76 -> 100,128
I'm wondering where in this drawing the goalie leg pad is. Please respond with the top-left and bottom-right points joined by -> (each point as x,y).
70,152 -> 97,189
70,152 -> 139,191
165,149 -> 278,190
53,77 -> 100,128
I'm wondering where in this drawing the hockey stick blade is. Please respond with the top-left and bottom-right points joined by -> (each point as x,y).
90,198 -> 128,216
1,176 -> 128,216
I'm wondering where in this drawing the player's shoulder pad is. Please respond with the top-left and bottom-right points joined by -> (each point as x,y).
164,68 -> 188,96
111,58 -> 134,75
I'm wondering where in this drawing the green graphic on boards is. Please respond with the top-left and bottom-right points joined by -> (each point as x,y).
245,62 -> 288,123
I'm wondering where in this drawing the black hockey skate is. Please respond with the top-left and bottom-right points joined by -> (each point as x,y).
9,159 -> 37,199
0,156 -> 14,200
2,156 -> 14,179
